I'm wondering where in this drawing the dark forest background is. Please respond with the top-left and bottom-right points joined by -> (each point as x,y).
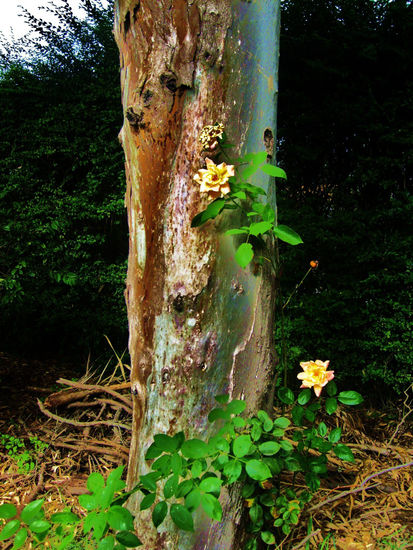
0,0 -> 411,397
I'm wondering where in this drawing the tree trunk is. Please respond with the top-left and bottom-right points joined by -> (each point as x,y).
114,1 -> 281,548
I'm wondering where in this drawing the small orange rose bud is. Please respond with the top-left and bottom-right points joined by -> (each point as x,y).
260,480 -> 274,490
310,260 -> 319,269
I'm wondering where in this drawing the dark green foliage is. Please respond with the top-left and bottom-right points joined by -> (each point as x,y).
277,0 -> 413,395
0,1 -> 128,356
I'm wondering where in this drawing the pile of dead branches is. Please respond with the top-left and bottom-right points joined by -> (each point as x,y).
37,369 -> 132,466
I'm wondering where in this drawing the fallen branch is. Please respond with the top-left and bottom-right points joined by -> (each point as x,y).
37,399 -> 132,431
40,438 -> 129,460
16,463 -> 46,515
291,529 -> 321,549
309,460 -> 413,512
45,379 -> 131,408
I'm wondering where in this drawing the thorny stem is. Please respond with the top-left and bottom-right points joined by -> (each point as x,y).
283,267 -> 313,310
274,236 -> 288,387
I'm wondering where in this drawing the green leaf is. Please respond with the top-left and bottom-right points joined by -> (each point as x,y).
96,486 -> 115,509
246,538 -> 259,550
201,494 -> 222,522
225,228 -> 249,235
0,504 -> 17,520
235,242 -> 254,269
107,506 -> 134,532
284,456 -> 302,472
280,440 -> 293,452
152,454 -> 171,475
251,423 -> 263,441
242,151 -> 267,164
139,472 -> 159,492
245,460 -> 271,481
273,225 -> 303,245
260,493 -> 275,507
231,191 -> 247,200
140,493 -> 156,511
227,399 -> 246,415
172,431 -> 185,450
176,479 -> 194,498
258,441 -> 281,456
20,499 -> 44,525
326,381 -> 338,397
261,531 -> 276,544
152,501 -> 167,528
87,472 -> 105,494
334,444 -> 355,462
277,387 -> 295,405
199,476 -> 223,494
241,163 -> 262,180
170,504 -> 194,532
249,503 -> 263,525
223,460 -> 242,483
274,417 -> 290,429
291,405 -> 305,426
233,435 -> 252,457
28,520 -> 51,534
170,453 -> 182,476
145,443 -> 163,460
232,416 -> 246,428
58,533 -> 76,550
115,531 -> 142,547
318,422 -> 327,437
264,457 -> 282,475
325,397 -> 338,415
257,410 -> 272,427
208,408 -> 230,422
337,391 -> 364,406
106,467 -> 126,493
185,489 -> 201,512
282,523 -> 291,535
181,439 -> 210,459
215,394 -> 229,404
249,221 -> 273,236
191,199 -> 226,227
297,389 -> 311,405
50,512 -> 79,525
304,408 -> 316,422
305,472 -> 321,492
154,434 -> 179,452
0,520 -> 21,541
328,427 -> 342,444
190,460 -> 203,478
98,536 -> 115,550
11,528 -> 28,550
260,164 -> 287,179
164,474 -> 179,499
83,512 -> 107,541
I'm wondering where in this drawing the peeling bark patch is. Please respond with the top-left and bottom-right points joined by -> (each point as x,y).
132,2 -> 140,22
263,127 -> 274,160
172,294 -> 185,312
160,72 -> 178,93
123,10 -> 130,36
142,89 -> 153,107
126,106 -> 145,130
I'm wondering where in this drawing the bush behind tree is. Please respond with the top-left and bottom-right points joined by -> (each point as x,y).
276,0 -> 413,395
0,0 -> 128,357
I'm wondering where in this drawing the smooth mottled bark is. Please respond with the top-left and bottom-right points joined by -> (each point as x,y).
114,1 -> 280,547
